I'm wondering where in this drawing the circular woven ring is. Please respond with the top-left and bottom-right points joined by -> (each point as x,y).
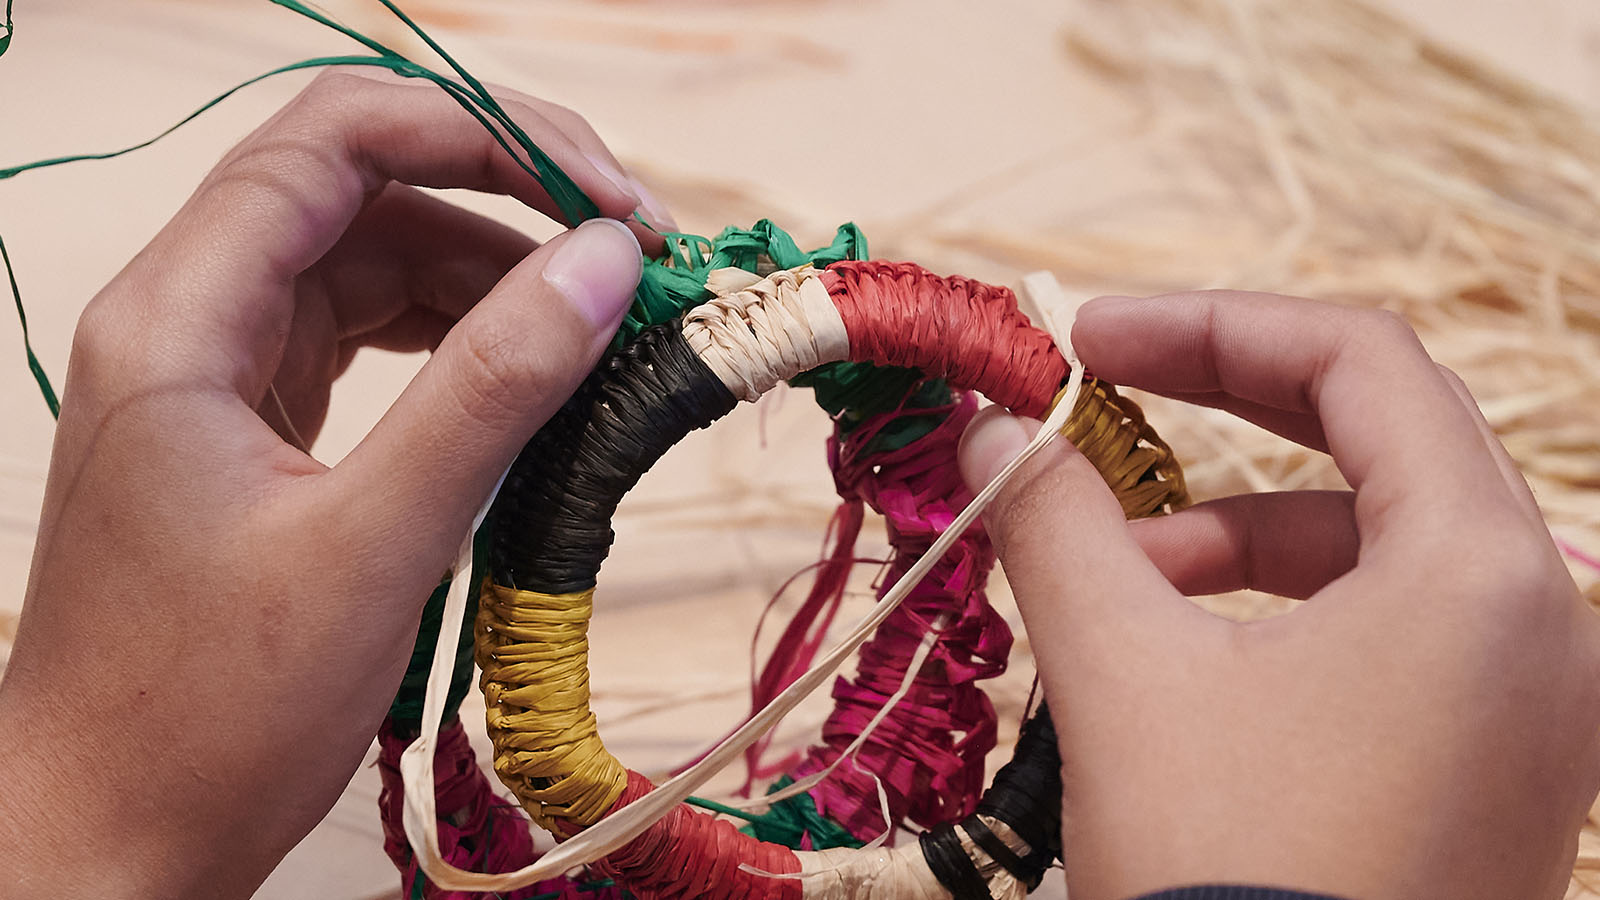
479,257 -> 1189,900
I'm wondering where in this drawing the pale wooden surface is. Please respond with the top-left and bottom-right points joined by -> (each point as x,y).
1,1 -> 1597,897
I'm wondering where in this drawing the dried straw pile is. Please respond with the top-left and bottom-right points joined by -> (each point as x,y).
911,0 -> 1600,890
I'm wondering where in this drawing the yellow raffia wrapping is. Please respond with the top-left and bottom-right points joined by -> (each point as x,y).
477,583 -> 628,831
1054,376 -> 1192,518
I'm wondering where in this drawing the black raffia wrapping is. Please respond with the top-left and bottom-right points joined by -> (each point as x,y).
920,705 -> 1063,899
487,321 -> 738,594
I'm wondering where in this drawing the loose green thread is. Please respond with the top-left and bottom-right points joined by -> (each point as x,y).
706,776 -> 866,851
1,0 -> 606,416
685,778 -> 864,851
0,0 -> 14,58
1,234 -> 56,418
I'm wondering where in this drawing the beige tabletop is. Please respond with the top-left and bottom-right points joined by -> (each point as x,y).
3,1 -> 1598,897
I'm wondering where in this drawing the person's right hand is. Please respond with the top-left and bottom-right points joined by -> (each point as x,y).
957,292 -> 1600,900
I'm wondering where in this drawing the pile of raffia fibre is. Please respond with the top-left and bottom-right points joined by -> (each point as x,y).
947,0 -> 1600,890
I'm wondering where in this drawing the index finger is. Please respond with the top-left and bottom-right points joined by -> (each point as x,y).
120,70 -> 648,402
1072,291 -> 1520,552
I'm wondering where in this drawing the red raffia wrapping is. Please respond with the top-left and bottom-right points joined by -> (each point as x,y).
741,260 -> 1055,843
376,715 -> 625,900
563,770 -> 804,900
821,260 -> 1066,418
737,499 -> 869,792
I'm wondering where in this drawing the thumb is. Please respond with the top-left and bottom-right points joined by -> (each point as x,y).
958,404 -> 1188,652
333,218 -> 642,560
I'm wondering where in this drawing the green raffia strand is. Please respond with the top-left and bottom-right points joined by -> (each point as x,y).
0,0 -> 604,415
791,366 -> 951,453
0,4 -> 598,225
624,219 -> 952,451
387,525 -> 493,728
687,778 -> 863,850
621,219 -> 866,346
386,578 -> 474,725
711,776 -> 865,851
1,235 -> 57,418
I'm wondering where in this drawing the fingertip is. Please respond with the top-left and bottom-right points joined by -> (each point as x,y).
580,152 -> 641,211
626,175 -> 678,233
539,218 -> 642,336
959,406 -> 1038,491
1072,294 -> 1138,351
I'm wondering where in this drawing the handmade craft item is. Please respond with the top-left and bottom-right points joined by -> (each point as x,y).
376,221 -> 1190,899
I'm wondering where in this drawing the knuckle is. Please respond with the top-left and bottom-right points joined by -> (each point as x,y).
452,322 -> 542,428
1434,363 -> 1485,410
67,290 -> 180,399
519,94 -> 585,130
1459,528 -> 1565,604
213,68 -> 375,183
544,102 -> 592,134
1323,308 -> 1428,387
69,295 -> 127,366
1357,307 -> 1421,349
302,68 -> 375,108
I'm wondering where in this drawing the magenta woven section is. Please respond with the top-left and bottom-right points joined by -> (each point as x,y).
376,715 -> 626,899
787,392 -> 1012,841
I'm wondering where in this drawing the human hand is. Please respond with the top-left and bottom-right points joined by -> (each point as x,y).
958,292 -> 1600,900
0,71 -> 665,898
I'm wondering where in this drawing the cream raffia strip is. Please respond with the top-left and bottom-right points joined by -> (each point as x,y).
401,271 -> 1086,893
684,266 -> 851,399
789,815 -> 1036,900
728,614 -> 948,811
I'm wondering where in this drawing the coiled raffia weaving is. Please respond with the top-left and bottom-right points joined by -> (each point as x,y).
377,221 -> 1189,900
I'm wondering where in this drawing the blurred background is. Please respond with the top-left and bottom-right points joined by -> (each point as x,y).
2,0 -> 1598,896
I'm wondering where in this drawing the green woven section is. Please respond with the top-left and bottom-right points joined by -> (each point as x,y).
686,778 -> 863,850
623,219 -> 952,450
386,527 -> 490,730
619,219 -> 866,346
740,777 -> 866,850
385,578 -> 474,726
792,365 -> 952,452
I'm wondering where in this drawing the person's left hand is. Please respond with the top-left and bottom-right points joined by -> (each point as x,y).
0,70 -> 666,899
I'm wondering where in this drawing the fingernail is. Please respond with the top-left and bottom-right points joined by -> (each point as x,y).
542,219 -> 643,330
628,175 -> 678,232
585,153 -> 640,205
959,408 -> 1035,489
